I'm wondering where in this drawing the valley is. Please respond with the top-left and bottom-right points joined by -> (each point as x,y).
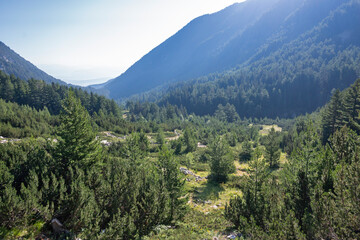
0,0 -> 360,239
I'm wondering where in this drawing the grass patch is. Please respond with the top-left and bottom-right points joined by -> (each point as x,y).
0,221 -> 45,240
259,125 -> 282,136
145,209 -> 233,240
194,180 -> 225,201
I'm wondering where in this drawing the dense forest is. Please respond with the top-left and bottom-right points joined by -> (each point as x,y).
157,43 -> 360,119
0,70 -> 132,137
1,62 -> 360,238
224,79 -> 360,239
0,70 -> 120,116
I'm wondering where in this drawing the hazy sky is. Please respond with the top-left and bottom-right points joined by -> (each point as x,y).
0,0 -> 245,85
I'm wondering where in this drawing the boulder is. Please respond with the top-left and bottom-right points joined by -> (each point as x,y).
51,218 -> 66,234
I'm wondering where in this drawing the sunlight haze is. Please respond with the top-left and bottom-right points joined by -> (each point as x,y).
0,0 -> 245,85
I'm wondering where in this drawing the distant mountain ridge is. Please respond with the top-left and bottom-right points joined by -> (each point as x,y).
97,0 -> 357,100
155,0 -> 360,118
0,41 -> 66,85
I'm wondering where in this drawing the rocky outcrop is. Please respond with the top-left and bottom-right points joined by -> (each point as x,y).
180,167 -> 206,181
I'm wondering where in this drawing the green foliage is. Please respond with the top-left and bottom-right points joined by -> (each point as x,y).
0,99 -> 56,138
0,70 -> 123,132
239,140 -> 253,162
158,146 -> 187,223
55,91 -> 101,173
126,101 -> 187,123
225,118 -> 360,238
0,96 -> 189,239
208,137 -> 235,182
157,43 -> 360,119
156,128 -> 165,146
322,79 -> 360,142
225,147 -> 269,231
215,103 -> 239,123
263,128 -> 281,168
183,127 -> 197,153
322,89 -> 344,143
2,67 -> 360,239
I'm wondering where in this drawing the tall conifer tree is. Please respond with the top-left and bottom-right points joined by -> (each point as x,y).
55,91 -> 101,172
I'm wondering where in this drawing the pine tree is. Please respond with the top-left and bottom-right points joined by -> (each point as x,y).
138,130 -> 150,153
156,128 -> 165,147
183,127 -> 197,152
55,91 -> 101,173
158,146 -> 187,223
239,140 -> 253,162
247,147 -> 268,225
209,136 -> 235,182
322,89 -> 344,143
343,79 -> 360,121
264,128 -> 281,168
124,132 -> 149,161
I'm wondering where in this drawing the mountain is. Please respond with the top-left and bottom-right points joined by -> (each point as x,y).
98,0 -> 358,100
156,0 -> 360,118
0,41 -> 66,85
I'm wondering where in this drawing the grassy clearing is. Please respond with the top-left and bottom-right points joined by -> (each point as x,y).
148,163 -> 242,240
279,152 -> 288,164
0,221 -> 45,240
145,209 -> 232,240
259,124 -> 282,136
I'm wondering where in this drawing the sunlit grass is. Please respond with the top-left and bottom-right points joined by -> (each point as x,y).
259,124 -> 282,136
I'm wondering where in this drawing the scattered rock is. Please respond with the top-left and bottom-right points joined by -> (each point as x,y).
195,176 -> 204,181
227,232 -> 242,239
102,132 -> 127,140
0,137 -> 21,144
197,142 -> 207,148
179,167 -> 205,181
100,140 -> 112,146
51,218 -> 66,234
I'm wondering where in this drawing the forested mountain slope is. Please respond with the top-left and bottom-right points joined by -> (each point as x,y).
157,0 -> 360,118
99,0 -> 356,100
0,70 -> 120,116
0,41 -> 66,85
0,70 -> 127,137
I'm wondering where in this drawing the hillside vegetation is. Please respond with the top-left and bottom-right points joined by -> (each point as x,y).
0,73 -> 360,239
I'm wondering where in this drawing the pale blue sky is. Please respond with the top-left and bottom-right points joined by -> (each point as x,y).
0,0 -> 245,85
